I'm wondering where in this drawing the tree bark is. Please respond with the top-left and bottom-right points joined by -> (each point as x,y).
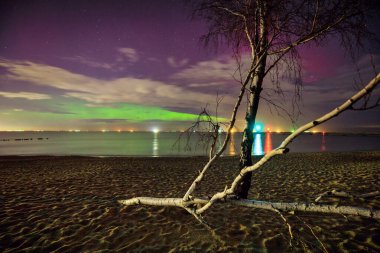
236,1 -> 268,199
234,1 -> 268,199
236,78 -> 264,198
118,197 -> 380,220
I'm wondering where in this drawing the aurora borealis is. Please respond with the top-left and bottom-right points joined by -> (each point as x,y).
0,0 -> 379,132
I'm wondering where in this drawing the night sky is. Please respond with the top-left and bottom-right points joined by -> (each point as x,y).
0,0 -> 379,132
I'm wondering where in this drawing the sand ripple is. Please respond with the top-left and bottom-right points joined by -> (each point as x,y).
0,152 -> 379,252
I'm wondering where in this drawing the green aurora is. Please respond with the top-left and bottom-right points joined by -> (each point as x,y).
1,100 -> 225,130
64,103 -> 205,122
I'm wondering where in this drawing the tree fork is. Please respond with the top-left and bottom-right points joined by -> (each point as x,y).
195,73 -> 380,214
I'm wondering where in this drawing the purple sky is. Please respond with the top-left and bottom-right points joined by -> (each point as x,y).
0,0 -> 379,132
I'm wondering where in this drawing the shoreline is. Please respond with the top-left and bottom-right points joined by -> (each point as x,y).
0,149 -> 379,158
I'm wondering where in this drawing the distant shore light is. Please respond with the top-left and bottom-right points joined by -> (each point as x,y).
253,122 -> 264,132
152,128 -> 159,133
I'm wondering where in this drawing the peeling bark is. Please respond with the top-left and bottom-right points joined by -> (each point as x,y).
118,197 -> 380,220
233,199 -> 380,219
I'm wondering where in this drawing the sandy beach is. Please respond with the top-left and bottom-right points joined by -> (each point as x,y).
0,152 -> 379,252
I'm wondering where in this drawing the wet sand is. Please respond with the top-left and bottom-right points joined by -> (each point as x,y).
0,152 -> 379,252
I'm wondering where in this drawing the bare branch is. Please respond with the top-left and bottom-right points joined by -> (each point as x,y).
272,207 -> 294,246
350,97 -> 380,110
196,73 -> 380,214
229,198 -> 380,219
118,196 -> 380,220
315,189 -> 380,203
295,216 -> 329,253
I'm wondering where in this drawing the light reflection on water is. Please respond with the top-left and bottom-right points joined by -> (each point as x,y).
249,132 -> 274,156
321,133 -> 326,152
228,132 -> 237,156
250,132 -> 330,156
264,132 -> 272,154
1,131 -> 379,156
152,132 -> 159,156
227,132 -> 272,156
253,133 -> 264,156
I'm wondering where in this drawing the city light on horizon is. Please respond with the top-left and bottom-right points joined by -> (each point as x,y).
253,122 -> 264,133
0,127 -> 336,134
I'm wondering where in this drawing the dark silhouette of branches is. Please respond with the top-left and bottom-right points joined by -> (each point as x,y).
173,95 -> 227,159
118,1 -> 380,249
190,0 -> 379,198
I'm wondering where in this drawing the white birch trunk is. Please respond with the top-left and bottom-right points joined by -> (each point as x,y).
118,197 -> 380,220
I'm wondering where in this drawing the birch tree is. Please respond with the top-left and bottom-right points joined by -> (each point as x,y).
117,0 -> 380,248
119,73 -> 380,238
192,0 -> 378,198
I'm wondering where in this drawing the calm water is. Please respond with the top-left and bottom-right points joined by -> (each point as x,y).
0,132 -> 379,156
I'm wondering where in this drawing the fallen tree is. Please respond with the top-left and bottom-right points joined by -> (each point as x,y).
119,73 -> 380,225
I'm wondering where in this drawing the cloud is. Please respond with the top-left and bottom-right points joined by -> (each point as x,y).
167,57 -> 188,68
63,56 -> 113,69
301,54 -> 380,103
171,56 -> 237,82
187,82 -> 224,88
0,58 -> 219,109
170,55 -> 253,101
117,47 -> 139,63
0,91 -> 51,100
170,54 -> 256,87
63,47 -> 140,70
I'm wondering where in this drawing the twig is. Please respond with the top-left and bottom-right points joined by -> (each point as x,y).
271,206 -> 294,246
295,216 -> 329,253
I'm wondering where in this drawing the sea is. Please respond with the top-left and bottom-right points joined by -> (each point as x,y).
0,131 -> 379,156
